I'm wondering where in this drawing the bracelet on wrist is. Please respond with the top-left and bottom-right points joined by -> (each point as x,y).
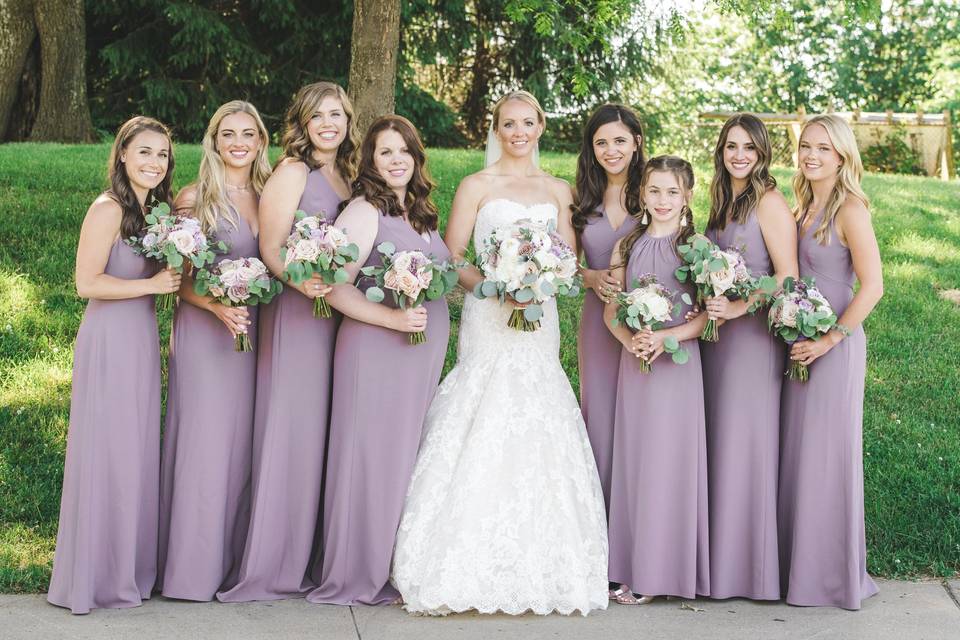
834,323 -> 852,337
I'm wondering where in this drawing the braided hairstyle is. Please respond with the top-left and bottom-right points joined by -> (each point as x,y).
616,155 -> 696,268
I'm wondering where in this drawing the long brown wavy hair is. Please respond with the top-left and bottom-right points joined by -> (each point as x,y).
617,155 -> 696,267
572,104 -> 646,233
707,113 -> 776,232
278,81 -> 360,180
107,116 -> 175,240
347,115 -> 439,234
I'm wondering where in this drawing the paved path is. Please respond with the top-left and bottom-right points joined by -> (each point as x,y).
2,579 -> 957,639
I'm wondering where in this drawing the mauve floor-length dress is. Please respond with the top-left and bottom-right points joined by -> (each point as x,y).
217,169 -> 343,602
607,231 -> 710,599
158,211 -> 260,600
307,212 -> 451,606
578,208 -> 638,511
701,212 -> 783,600
47,240 -> 160,614
778,211 -> 879,609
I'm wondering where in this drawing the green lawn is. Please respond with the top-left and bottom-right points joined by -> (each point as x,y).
0,143 -> 958,592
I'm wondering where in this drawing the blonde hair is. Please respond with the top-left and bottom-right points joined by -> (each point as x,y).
279,81 -> 360,180
792,114 -> 870,245
491,90 -> 546,130
193,101 -> 271,235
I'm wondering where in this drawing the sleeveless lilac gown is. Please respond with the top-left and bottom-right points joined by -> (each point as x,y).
217,169 -> 343,602
578,208 -> 638,511
158,210 -> 259,600
307,212 -> 451,606
701,212 -> 783,600
607,232 -> 710,599
778,212 -> 879,609
47,240 -> 160,614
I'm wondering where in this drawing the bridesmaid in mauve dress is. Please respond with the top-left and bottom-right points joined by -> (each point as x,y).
603,157 -> 710,604
700,114 -> 798,600
307,115 -> 451,606
218,82 -> 357,602
779,115 -> 883,610
47,117 -> 180,614
572,104 -> 644,512
157,102 -> 272,600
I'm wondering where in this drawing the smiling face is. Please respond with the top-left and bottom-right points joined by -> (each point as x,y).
722,125 -> 759,182
592,120 -> 640,178
643,170 -> 688,227
121,129 -> 170,193
306,95 -> 348,153
373,128 -> 414,191
496,99 -> 543,160
798,123 -> 843,181
216,111 -> 261,170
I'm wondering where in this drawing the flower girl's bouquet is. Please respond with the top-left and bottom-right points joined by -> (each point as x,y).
675,234 -> 774,342
610,274 -> 691,372
281,211 -> 360,318
362,242 -> 461,345
125,202 -> 225,312
473,220 -> 581,331
767,276 -> 838,382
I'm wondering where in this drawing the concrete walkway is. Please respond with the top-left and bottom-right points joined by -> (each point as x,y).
2,579 -> 957,639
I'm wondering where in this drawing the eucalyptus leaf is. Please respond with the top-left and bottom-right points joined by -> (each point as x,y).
523,304 -> 543,322
377,241 -> 396,256
671,348 -> 690,365
664,335 -> 680,351
366,286 -> 385,303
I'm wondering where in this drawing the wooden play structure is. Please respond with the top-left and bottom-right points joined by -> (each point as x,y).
700,108 -> 956,180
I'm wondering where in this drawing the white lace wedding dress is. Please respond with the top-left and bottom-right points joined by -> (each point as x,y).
391,199 -> 609,616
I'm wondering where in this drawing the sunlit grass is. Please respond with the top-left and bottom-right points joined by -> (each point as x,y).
0,143 -> 958,591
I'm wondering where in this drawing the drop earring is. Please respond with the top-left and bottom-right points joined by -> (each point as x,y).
641,209 -> 649,225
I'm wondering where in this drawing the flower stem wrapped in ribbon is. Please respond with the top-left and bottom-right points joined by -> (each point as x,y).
361,242 -> 462,345
194,257 -> 283,351
125,202 -> 226,312
280,211 -> 360,318
674,234 -> 775,342
767,276 -> 838,382
473,219 -> 582,331
611,274 -> 691,373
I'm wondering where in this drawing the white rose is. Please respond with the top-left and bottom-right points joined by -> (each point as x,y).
168,228 -> 197,255
236,263 -> 259,284
294,238 -> 321,263
644,293 -> 672,322
780,299 -> 800,327
708,264 -> 736,295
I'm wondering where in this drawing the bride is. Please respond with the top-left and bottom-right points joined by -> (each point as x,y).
391,91 -> 609,616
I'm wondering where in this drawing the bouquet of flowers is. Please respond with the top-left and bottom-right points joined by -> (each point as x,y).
193,257 -> 283,352
281,211 -> 360,318
362,242 -> 461,345
610,274 -> 691,372
675,234 -> 775,342
473,219 -> 581,331
767,276 -> 838,382
125,202 -> 226,311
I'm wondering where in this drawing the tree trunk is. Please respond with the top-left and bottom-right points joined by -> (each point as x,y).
0,0 -> 36,140
347,0 -> 400,138
463,21 -> 493,145
29,0 -> 94,142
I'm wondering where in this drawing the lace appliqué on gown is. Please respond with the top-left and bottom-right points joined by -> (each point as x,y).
391,199 -> 609,616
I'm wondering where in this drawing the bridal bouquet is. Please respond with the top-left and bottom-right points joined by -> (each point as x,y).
125,202 -> 225,312
362,242 -> 461,345
474,220 -> 581,332
193,257 -> 283,351
675,235 -> 774,342
281,211 -> 360,318
767,276 -> 837,382
611,274 -> 691,372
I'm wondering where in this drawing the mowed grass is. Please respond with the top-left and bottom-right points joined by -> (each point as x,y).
0,143 -> 958,593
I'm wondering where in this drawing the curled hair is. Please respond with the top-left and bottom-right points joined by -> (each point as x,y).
617,155 -> 697,266
347,115 -> 438,234
792,114 -> 870,245
492,90 -> 545,130
279,81 -> 360,181
107,116 -> 175,239
191,100 -> 272,235
708,113 -> 776,232
572,103 -> 646,233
